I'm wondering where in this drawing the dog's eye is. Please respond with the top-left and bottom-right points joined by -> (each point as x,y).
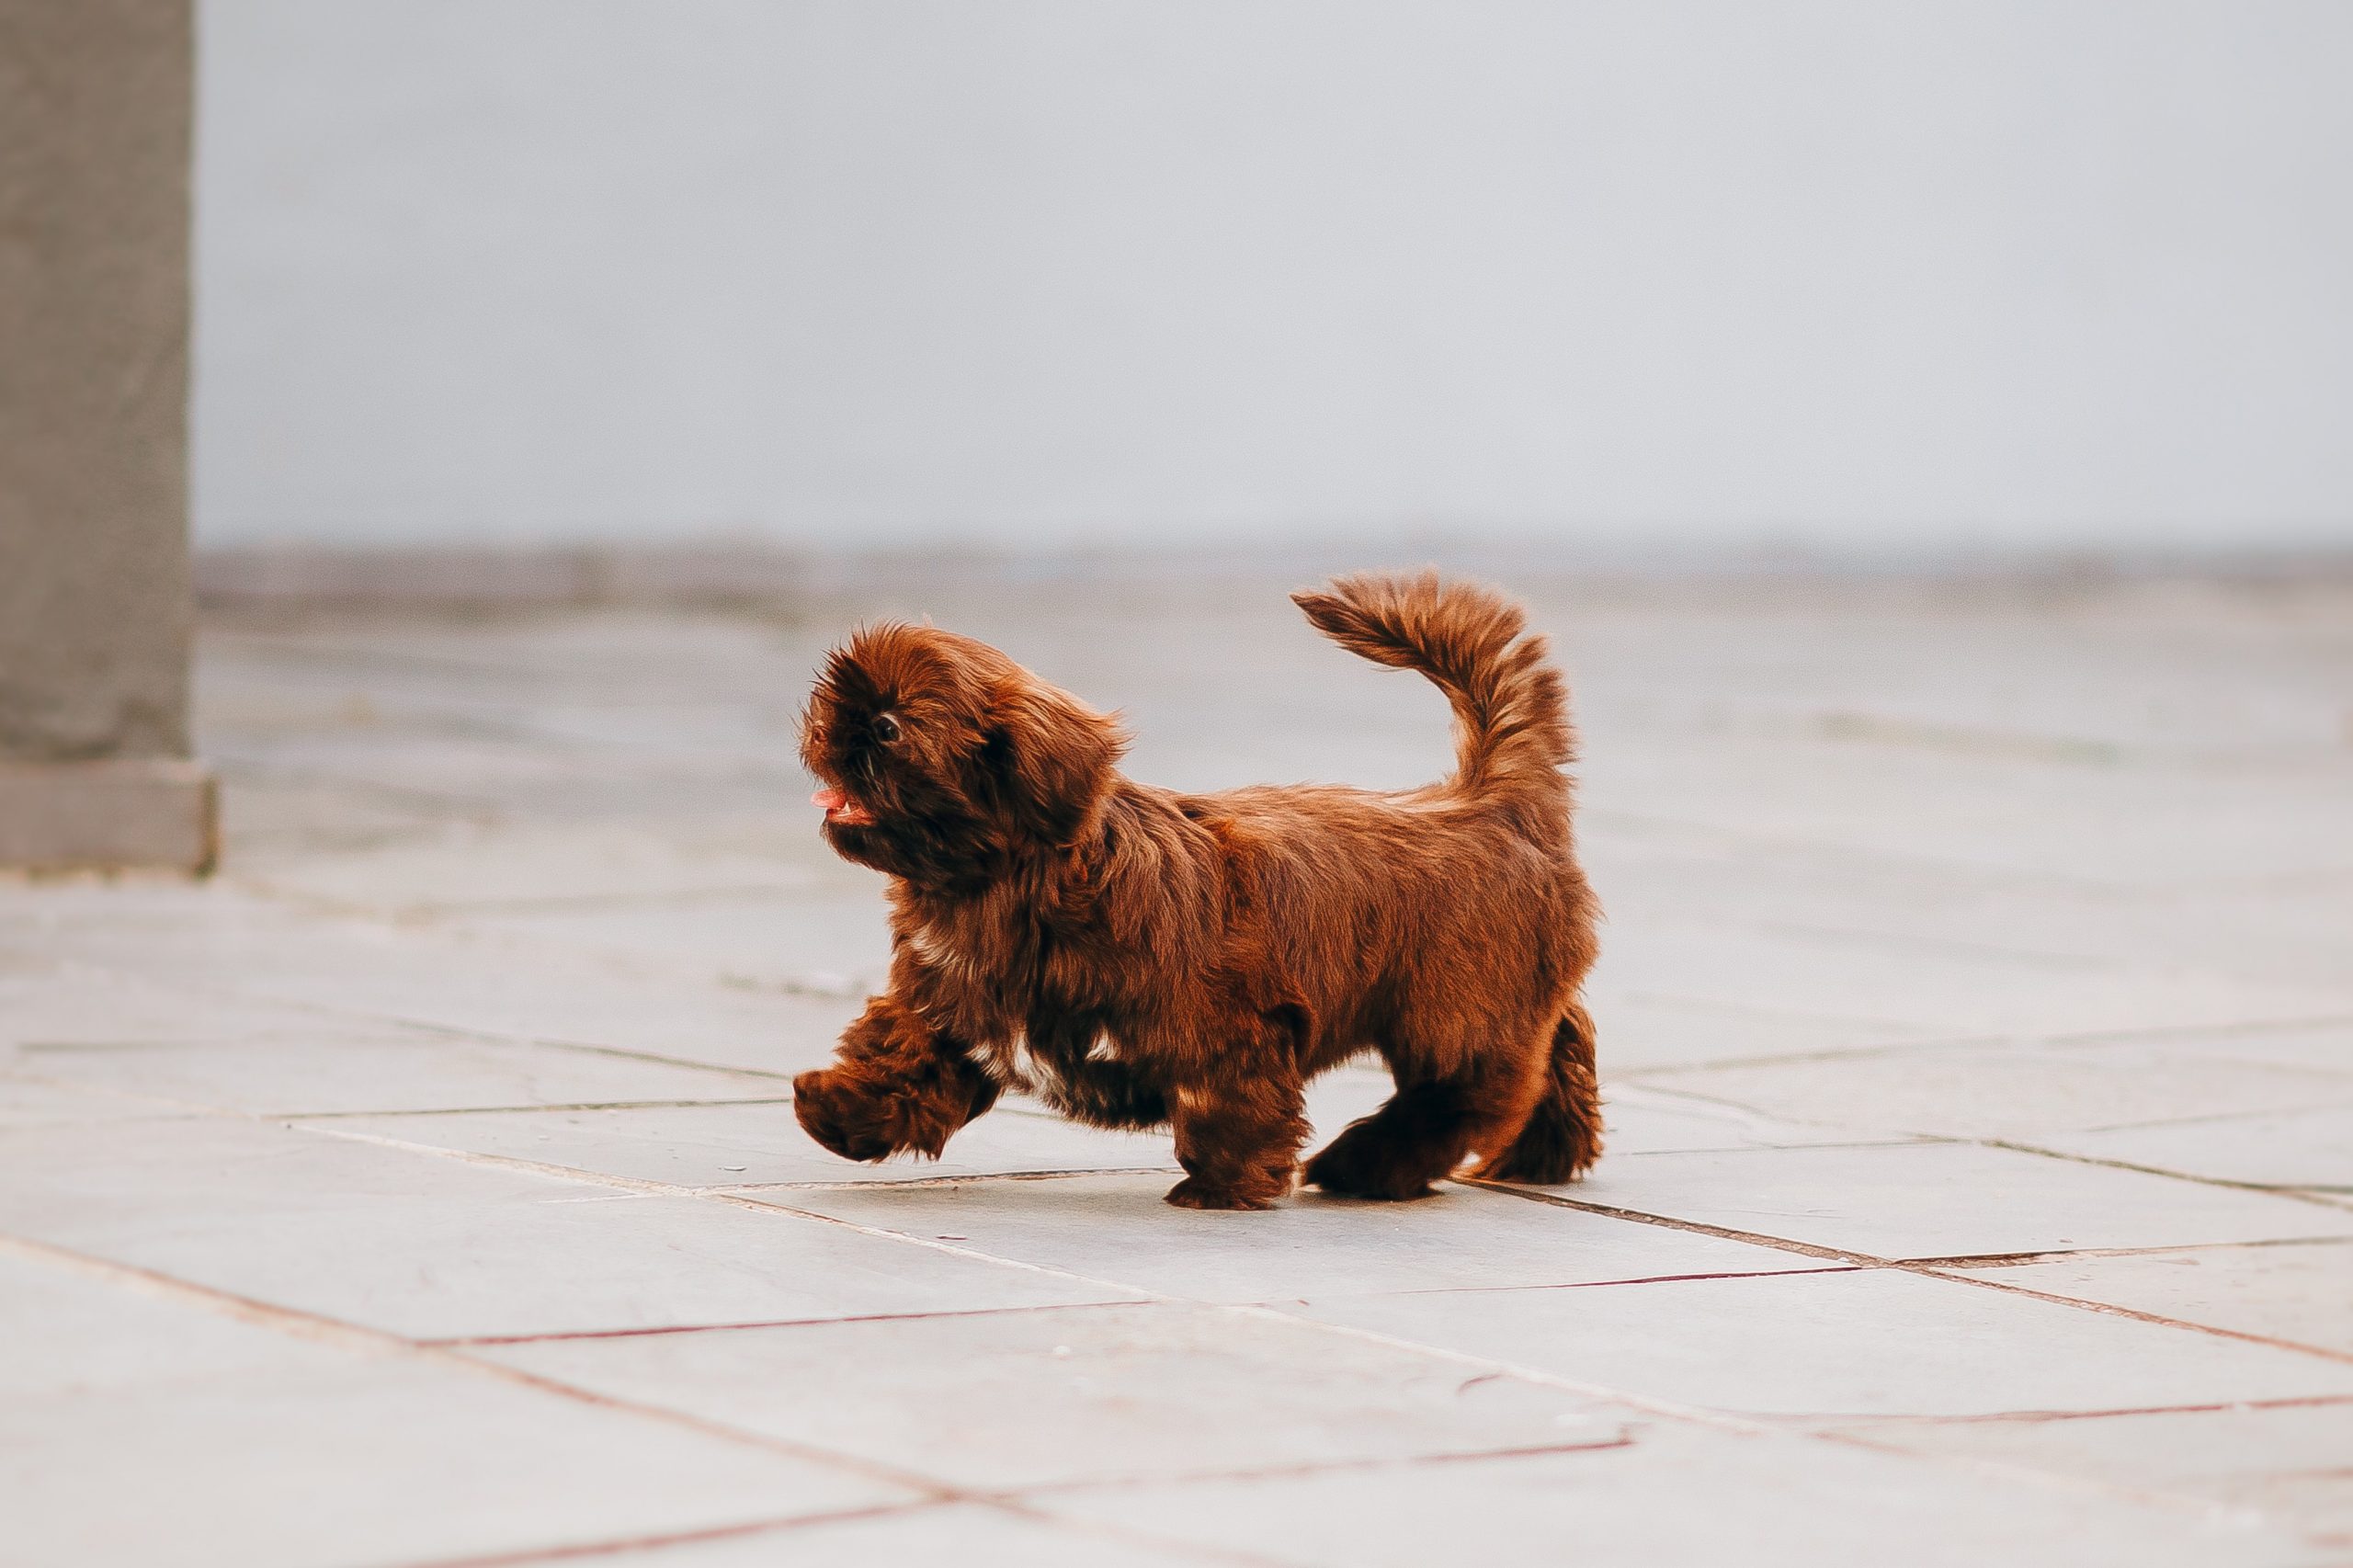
872,713 -> 902,743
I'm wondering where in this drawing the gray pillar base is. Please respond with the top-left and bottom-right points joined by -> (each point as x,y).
0,759 -> 218,875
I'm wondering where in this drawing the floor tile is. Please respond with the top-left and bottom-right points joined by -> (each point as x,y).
2172,1022 -> 2353,1074
0,964 -> 392,1051
2028,1107 -> 2353,1191
1038,1423 -> 2302,1568
10,575 -> 2341,1564
1584,991 -> 1946,1072
224,820 -> 816,915
1563,1142 -> 2353,1257
1628,1040 -> 2353,1142
450,887 -> 896,997
1590,914 -> 2353,1041
1595,1085 -> 1921,1154
1831,1401 -> 2353,1551
757,1173 -> 1818,1303
10,1034 -> 792,1117
4,1346 -> 902,1568
0,892 -> 854,1076
1958,1241 -> 2353,1355
1286,1267 -> 2353,1418
0,1119 -> 1134,1339
0,1077 -> 188,1131
322,1100 -> 1177,1188
577,1505 -> 1228,1567
0,1251 -> 360,1399
484,1301 -> 1624,1491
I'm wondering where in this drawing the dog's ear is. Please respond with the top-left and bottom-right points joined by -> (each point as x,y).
983,678 -> 1124,844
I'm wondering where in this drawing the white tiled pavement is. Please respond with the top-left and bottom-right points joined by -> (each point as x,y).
4,564 -> 2350,1566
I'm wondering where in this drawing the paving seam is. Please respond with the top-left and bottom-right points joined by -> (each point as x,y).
1460,1180 -> 2353,1366
281,1119 -> 2343,1527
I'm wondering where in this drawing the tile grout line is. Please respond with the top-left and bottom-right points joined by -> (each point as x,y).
1460,1179 -> 2353,1366
375,1501 -> 931,1568
391,1494 -> 1310,1568
1980,1138 -> 2353,1213
1597,1084 -> 2353,1189
1,1065 -> 798,1124
16,1226 -> 2333,1535
304,1117 -> 2353,1374
227,876 -> 826,924
1599,1007 -> 2353,1078
1581,805 -> 2353,905
715,1165 -> 1179,1192
1809,1391 -> 2353,1431
980,1433 -> 1643,1501
285,1116 -> 2353,1525
286,1120 -> 1843,1440
31,952 -> 844,1080
423,1298 -> 1132,1349
0,1229 -> 964,1505
0,1231 -> 1291,1568
286,1096 -> 798,1120
299,1121 -> 1180,1300
1900,1233 -> 2353,1267
16,1009 -> 2348,1528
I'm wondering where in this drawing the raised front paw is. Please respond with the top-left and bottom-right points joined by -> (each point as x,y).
1164,1173 -> 1287,1211
792,1068 -> 901,1162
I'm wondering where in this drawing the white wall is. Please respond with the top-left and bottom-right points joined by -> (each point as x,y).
192,1 -> 2353,555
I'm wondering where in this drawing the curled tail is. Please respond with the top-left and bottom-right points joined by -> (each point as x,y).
1290,571 -> 1573,808
1474,1003 -> 1604,1185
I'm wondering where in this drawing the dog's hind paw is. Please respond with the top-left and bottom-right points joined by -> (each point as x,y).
1302,1128 -> 1442,1201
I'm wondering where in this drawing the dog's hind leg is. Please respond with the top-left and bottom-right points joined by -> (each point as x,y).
1303,1027 -> 1552,1201
1469,1003 -> 1603,1184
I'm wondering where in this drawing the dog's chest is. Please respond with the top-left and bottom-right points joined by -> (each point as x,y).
904,899 -> 1095,1007
904,914 -> 1131,1100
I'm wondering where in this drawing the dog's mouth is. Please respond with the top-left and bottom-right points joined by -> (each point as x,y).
812,786 -> 877,828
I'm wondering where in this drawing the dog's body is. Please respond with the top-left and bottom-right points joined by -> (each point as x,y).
793,573 -> 1602,1209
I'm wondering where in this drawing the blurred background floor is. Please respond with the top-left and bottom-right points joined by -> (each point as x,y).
3,561 -> 2350,1566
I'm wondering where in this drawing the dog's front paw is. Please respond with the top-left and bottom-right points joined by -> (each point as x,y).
792,1069 -> 898,1162
1164,1175 -> 1283,1211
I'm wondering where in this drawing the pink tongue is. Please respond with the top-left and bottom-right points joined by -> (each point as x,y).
812,788 -> 847,812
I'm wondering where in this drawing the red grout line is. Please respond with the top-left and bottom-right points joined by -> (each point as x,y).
1341,1264 -> 1867,1300
0,1230 -> 963,1505
285,1096 -> 796,1120
995,1432 -> 1643,1501
1457,1179 -> 1878,1265
1812,1392 -> 2353,1431
1461,1177 -> 2353,1366
1902,1266 -> 2353,1367
382,1501 -> 926,1568
394,1495 -> 1308,1568
1981,1138 -> 2353,1214
715,1165 -> 1180,1192
1900,1233 -> 2353,1268
30,1056 -> 2341,1526
428,1298 -> 1130,1349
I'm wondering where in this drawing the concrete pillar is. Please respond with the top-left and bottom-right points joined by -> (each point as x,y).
0,0 -> 214,872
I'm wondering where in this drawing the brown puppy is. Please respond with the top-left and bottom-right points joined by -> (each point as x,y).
792,572 -> 1602,1209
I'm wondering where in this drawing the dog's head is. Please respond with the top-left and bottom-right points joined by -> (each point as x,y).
799,622 -> 1127,883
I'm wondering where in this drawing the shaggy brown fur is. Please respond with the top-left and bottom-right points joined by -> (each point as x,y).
792,572 -> 1602,1209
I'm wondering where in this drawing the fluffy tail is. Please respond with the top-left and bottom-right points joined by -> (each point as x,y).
1474,1004 -> 1604,1185
1290,571 -> 1573,809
